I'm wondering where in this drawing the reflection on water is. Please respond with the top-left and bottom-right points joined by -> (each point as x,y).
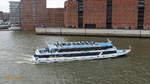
0,31 -> 150,84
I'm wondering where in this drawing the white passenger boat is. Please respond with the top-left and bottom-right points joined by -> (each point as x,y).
32,40 -> 131,64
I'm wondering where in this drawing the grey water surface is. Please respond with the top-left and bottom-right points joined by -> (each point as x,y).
0,31 -> 150,84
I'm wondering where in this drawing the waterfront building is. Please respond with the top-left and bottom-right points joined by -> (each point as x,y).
0,12 -> 9,24
21,0 -> 48,30
9,1 -> 21,25
0,11 -> 4,21
47,8 -> 64,27
64,0 -> 107,28
3,13 -> 10,22
21,0 -> 64,30
64,0 -> 150,29
20,0 -> 150,30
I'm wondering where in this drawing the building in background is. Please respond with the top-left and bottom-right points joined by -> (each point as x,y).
0,11 -> 4,21
0,11 -> 3,24
21,0 -> 48,30
64,0 -> 107,28
83,0 -> 106,28
64,0 -> 150,30
21,0 -> 64,30
48,8 -> 64,27
3,13 -> 10,22
0,11 -> 10,24
20,0 -> 150,30
144,0 -> 150,29
9,1 -> 21,25
112,0 -> 138,29
64,1 -> 78,28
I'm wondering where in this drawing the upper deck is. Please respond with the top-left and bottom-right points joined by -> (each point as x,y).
48,42 -> 113,50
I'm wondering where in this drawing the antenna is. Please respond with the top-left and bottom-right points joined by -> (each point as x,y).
33,48 -> 36,52
129,45 -> 132,50
107,38 -> 112,43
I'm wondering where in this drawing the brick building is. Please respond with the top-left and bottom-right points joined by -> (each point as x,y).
112,0 -> 138,29
21,0 -> 64,30
64,0 -> 150,29
20,0 -> 150,30
83,0 -> 107,28
21,0 -> 48,30
64,0 -> 109,28
144,0 -> 150,29
64,1 -> 78,28
48,8 -> 64,27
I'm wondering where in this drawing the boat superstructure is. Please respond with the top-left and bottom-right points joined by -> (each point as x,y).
32,40 -> 131,64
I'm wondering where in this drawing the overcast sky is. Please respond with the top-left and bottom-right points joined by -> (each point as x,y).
0,0 -> 66,12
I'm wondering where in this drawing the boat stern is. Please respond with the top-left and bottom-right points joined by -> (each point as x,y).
32,55 -> 40,64
117,49 -> 131,56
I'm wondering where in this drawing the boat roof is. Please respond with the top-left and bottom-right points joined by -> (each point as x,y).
99,42 -> 113,47
48,42 -> 113,50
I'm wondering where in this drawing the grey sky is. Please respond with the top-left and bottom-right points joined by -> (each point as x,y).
0,0 -> 66,12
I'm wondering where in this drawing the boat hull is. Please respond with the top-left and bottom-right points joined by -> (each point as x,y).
32,49 -> 131,64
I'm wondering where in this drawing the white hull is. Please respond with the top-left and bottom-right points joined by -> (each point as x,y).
32,49 -> 131,64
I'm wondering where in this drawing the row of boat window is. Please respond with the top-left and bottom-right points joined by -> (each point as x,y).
39,46 -> 114,53
54,42 -> 97,47
37,50 -> 117,58
54,46 -> 113,52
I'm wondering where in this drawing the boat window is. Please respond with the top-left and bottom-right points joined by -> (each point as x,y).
57,46 -> 113,52
102,51 -> 116,55
39,49 -> 48,53
77,43 -> 81,45
101,46 -> 113,49
45,48 -> 49,50
73,43 -> 76,45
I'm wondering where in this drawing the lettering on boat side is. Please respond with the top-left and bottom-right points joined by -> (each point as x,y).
2,76 -> 25,80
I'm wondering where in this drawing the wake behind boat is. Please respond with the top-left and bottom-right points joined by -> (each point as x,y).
32,40 -> 131,64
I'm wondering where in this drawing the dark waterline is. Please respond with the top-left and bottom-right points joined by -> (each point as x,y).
0,31 -> 150,84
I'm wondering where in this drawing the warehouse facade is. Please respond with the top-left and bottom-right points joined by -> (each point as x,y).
64,0 -> 150,29
21,0 -> 150,30
21,0 -> 64,30
48,8 -> 64,27
21,0 -> 48,30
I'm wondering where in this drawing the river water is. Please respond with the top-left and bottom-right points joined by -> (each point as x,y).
0,31 -> 150,84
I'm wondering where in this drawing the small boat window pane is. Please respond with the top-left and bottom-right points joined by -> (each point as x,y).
102,51 -> 116,55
